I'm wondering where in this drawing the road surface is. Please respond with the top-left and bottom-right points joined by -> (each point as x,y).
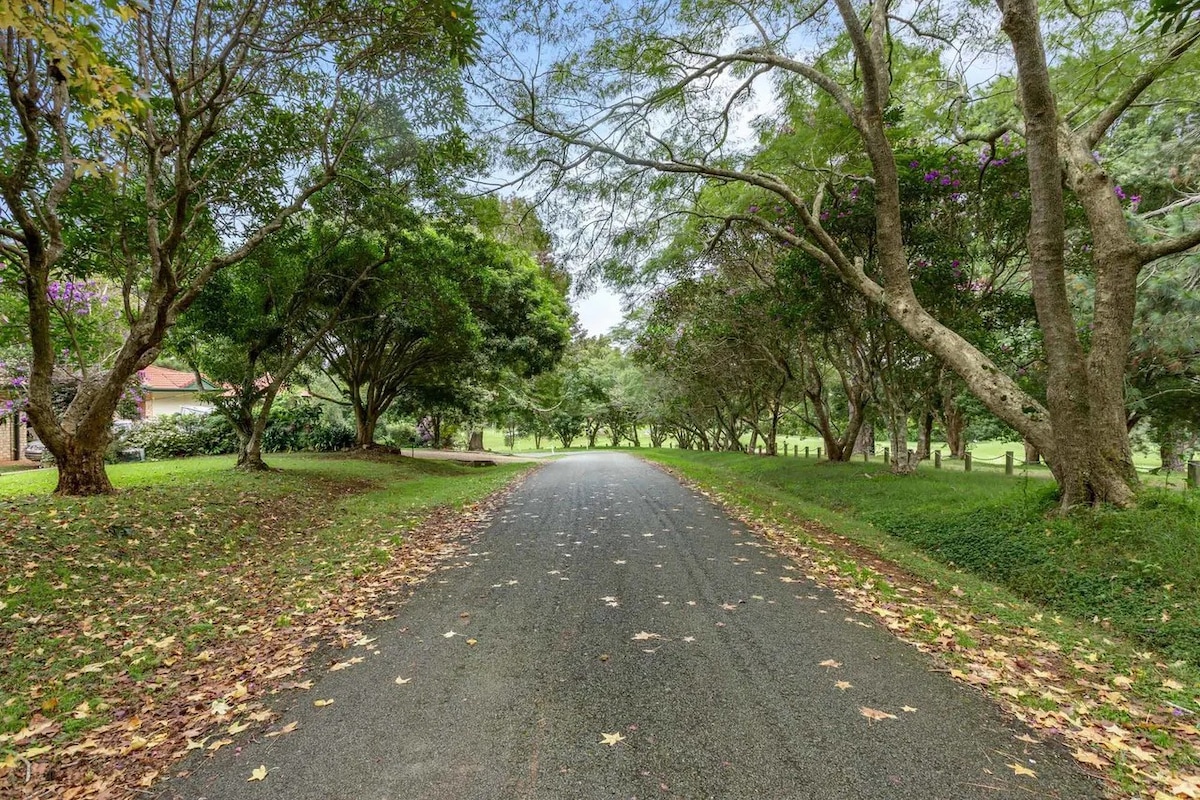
162,452 -> 1100,800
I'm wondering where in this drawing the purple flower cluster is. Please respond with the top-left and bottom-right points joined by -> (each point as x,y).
46,279 -> 109,315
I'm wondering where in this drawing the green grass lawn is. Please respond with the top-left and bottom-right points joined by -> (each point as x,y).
642,449 -> 1200,664
485,427 -> 1187,487
0,452 -> 529,770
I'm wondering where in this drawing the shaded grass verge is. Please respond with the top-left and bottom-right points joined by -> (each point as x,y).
641,449 -> 1200,799
0,452 -> 531,797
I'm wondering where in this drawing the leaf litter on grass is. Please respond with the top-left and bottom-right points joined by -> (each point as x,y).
0,459 -> 533,798
650,460 -> 1200,800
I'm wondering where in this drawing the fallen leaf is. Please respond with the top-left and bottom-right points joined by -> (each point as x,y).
265,721 -> 298,738
227,721 -> 250,735
313,699 -> 334,707
208,738 -> 234,752
599,732 -> 625,746
1006,762 -> 1036,778
1075,753 -> 1108,767
859,707 -> 897,722
819,659 -> 842,669
395,676 -> 412,685
901,706 -> 917,713
330,656 -> 365,671
1014,734 -> 1040,744
248,765 -> 268,782
442,631 -> 458,639
466,638 -> 478,646
1169,775 -> 1200,798
631,631 -> 660,641
834,681 -> 853,691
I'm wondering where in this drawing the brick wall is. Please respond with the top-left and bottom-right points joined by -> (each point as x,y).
0,414 -> 26,462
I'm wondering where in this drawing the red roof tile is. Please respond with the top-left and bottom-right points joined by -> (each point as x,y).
141,365 -> 204,391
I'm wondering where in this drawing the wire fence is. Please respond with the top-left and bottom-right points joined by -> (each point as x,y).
752,441 -> 1199,491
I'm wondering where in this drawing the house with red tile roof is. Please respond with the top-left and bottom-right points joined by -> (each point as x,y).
138,365 -> 219,418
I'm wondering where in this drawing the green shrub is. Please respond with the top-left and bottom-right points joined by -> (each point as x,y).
125,413 -> 239,459
125,400 -> 354,460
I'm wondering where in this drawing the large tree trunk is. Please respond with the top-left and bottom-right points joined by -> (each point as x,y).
54,435 -> 114,495
1160,441 -> 1186,472
916,410 -> 934,460
236,402 -> 274,472
1024,441 -> 1042,465
849,401 -> 874,456
469,429 -> 485,451
942,393 -> 967,459
237,437 -> 269,471
998,0 -> 1138,507
353,405 -> 378,447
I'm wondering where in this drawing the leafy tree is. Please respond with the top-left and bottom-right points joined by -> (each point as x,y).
314,227 -> 571,446
487,0 -> 1200,507
0,0 -> 478,493
173,213 -> 399,470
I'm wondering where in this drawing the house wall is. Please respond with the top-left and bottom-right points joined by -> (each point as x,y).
0,414 -> 26,462
144,392 -> 214,418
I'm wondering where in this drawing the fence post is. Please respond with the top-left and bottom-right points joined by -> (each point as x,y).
964,452 -> 972,472
883,446 -> 890,463
862,451 -> 868,463
1005,451 -> 1014,475
1189,461 -> 1198,489
934,450 -> 941,469
816,446 -> 822,459
784,442 -> 788,456
805,446 -> 810,458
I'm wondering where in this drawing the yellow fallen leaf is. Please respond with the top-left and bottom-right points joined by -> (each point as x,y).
1169,775 -> 1200,798
834,681 -> 853,691
901,706 -> 917,713
599,732 -> 625,745
228,721 -> 250,735
859,707 -> 897,722
1014,734 -> 1039,744
247,765 -> 268,782
819,659 -> 842,668
1162,678 -> 1186,691
19,745 -> 52,759
466,638 -> 478,646
249,710 -> 274,722
631,631 -> 660,641
313,699 -> 334,707
1006,762 -> 1036,778
330,657 -> 364,672
1070,753 -> 1104,767
207,738 -> 233,752
395,676 -> 412,685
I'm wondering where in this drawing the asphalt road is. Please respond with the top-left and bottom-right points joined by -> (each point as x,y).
163,453 -> 1101,800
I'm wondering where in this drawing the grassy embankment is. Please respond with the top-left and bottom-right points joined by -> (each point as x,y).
488,427 -> 1188,489
0,453 -> 529,794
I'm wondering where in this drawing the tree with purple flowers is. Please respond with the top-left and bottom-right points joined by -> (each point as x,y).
0,0 -> 479,494
486,0 -> 1200,507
